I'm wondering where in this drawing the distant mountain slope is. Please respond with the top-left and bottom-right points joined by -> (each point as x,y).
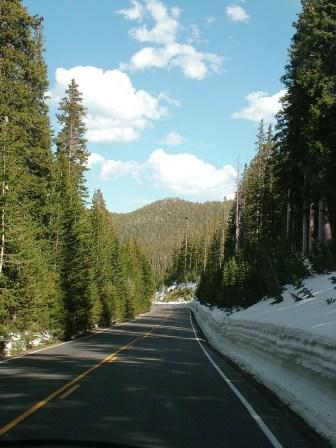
110,198 -> 232,285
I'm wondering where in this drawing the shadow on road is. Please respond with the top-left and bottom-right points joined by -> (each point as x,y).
0,306 -> 323,448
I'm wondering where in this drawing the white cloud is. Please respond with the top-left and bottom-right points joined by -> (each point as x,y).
232,89 -> 286,122
89,149 -> 237,200
118,1 -> 144,20
87,153 -> 105,168
49,66 -> 166,143
88,153 -> 142,180
226,5 -> 250,23
119,0 -> 223,80
162,131 -> 184,146
171,6 -> 182,18
206,16 -> 216,26
187,24 -> 201,44
129,0 -> 179,45
126,43 -> 222,80
148,149 -> 236,198
158,91 -> 181,107
101,160 -> 142,179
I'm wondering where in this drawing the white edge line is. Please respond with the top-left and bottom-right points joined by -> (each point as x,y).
188,309 -> 283,448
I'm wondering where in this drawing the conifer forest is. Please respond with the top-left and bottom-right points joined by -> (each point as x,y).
197,0 -> 336,308
0,1 -> 154,343
0,0 -> 335,344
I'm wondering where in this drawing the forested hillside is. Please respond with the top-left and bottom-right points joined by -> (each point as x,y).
111,198 -> 232,284
0,0 -> 154,347
197,0 -> 336,309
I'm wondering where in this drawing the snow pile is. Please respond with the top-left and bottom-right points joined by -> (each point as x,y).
153,282 -> 197,304
3,331 -> 53,357
190,272 -> 336,445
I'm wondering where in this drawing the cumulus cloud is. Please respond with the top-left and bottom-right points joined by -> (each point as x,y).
128,0 -> 179,45
162,131 -> 184,146
101,160 -> 142,180
49,66 -> 167,143
119,0 -> 223,80
87,153 -> 105,168
148,149 -> 236,197
127,43 -> 221,80
232,89 -> 286,122
226,5 -> 250,23
89,149 -> 237,200
88,153 -> 142,180
118,0 -> 144,20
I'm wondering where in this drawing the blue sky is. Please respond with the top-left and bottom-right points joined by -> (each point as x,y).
24,0 -> 300,212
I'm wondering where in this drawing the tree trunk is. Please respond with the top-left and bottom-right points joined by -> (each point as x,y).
0,118 -> 8,276
203,242 -> 207,273
302,200 -> 309,258
235,162 -> 240,251
309,202 -> 315,255
318,197 -> 325,247
0,179 -> 5,277
220,198 -> 227,269
324,201 -> 333,245
184,217 -> 188,273
54,202 -> 61,269
286,189 -> 291,241
68,121 -> 73,177
235,191 -> 240,251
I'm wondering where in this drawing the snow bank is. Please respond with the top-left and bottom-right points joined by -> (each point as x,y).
153,282 -> 197,304
3,331 -> 53,357
190,272 -> 336,445
153,299 -> 192,304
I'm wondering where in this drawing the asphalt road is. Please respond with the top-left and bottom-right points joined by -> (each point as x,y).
0,304 -> 325,448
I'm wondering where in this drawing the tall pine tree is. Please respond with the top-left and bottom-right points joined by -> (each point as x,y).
54,79 -> 92,338
0,1 -> 62,339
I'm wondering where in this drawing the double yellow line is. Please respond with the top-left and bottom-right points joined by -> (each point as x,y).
0,324 -> 160,437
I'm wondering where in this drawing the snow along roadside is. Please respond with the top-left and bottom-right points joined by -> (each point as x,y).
189,300 -> 336,446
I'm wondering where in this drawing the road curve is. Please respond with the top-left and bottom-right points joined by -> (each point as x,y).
0,304 -> 324,448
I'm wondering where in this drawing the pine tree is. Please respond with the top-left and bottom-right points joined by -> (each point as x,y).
53,79 -> 92,338
277,0 -> 336,256
90,189 -> 121,326
0,1 -> 63,338
121,240 -> 153,319
109,240 -> 128,321
197,229 -> 223,304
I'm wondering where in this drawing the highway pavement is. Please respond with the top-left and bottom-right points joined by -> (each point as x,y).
0,304 -> 326,448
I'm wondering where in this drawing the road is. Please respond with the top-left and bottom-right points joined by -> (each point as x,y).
0,304 -> 325,448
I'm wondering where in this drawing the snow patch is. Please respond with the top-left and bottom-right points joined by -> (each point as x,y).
3,331 -> 53,357
153,282 -> 197,304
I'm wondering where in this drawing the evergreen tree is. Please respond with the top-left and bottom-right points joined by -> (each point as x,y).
53,79 -> 92,338
197,121 -> 306,308
197,229 -> 222,304
277,0 -> 336,256
0,1 -> 62,338
121,240 -> 154,319
90,189 -> 121,326
166,235 -> 208,284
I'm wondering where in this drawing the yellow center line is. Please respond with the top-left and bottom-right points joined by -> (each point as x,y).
142,323 -> 160,339
58,384 -> 80,400
0,322 -> 161,437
